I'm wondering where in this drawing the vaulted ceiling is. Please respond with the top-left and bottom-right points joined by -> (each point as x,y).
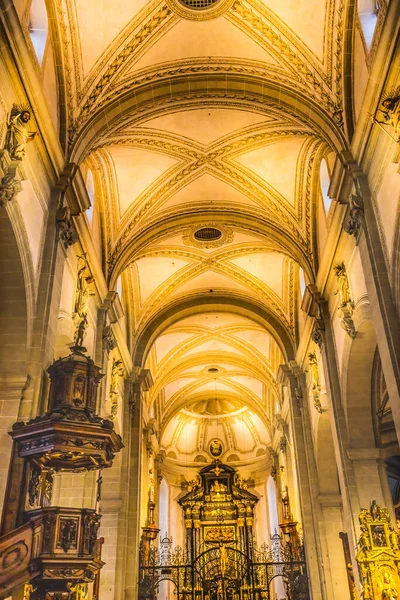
54,0 -> 345,466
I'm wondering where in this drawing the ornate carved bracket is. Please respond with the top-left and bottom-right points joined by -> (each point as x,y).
344,194 -> 365,241
0,149 -> 22,206
56,205 -> 78,248
102,325 -> 117,353
311,317 -> 325,348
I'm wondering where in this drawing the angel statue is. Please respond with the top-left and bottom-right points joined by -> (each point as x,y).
5,105 -> 37,160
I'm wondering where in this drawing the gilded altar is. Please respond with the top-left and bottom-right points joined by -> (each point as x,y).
356,501 -> 400,600
139,461 -> 309,600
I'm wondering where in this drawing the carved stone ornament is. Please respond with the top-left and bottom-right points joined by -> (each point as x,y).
344,195 -> 364,240
0,149 -> 22,206
102,325 -> 116,353
341,312 -> 357,339
375,86 -> 400,141
311,317 -> 325,348
56,205 -> 78,249
356,500 -> 400,599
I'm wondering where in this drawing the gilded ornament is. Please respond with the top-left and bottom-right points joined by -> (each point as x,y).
209,439 -> 223,458
376,86 -> 400,140
356,501 -> 400,600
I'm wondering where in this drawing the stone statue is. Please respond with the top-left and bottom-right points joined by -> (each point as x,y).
377,87 -> 400,139
74,256 -> 93,318
5,105 -> 37,160
110,359 -> 125,393
381,571 -> 398,600
333,262 -> 352,308
308,352 -> 320,399
148,470 -> 155,504
211,480 -> 227,493
73,255 -> 94,347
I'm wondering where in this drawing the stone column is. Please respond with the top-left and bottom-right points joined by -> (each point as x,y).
278,364 -> 326,600
122,368 -> 153,600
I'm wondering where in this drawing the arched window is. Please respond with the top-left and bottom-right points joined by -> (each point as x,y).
267,476 -> 279,534
116,276 -> 123,299
28,0 -> 48,64
299,267 -> 306,298
85,169 -> 95,225
159,478 -> 169,537
320,158 -> 332,214
358,0 -> 381,49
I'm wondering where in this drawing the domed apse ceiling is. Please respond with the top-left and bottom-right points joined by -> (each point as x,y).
144,312 -> 283,466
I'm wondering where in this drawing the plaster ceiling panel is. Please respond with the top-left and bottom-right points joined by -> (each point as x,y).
134,256 -> 191,304
230,420 -> 257,452
235,137 -> 306,206
164,378 -> 198,402
159,175 -> 262,213
129,18 -> 281,73
177,422 -> 199,454
155,332 -> 198,363
75,0 -> 148,76
171,271 -> 250,297
107,146 -> 178,216
184,339 -> 245,357
138,110 -> 269,145
229,376 -> 264,400
228,329 -> 271,357
250,413 -> 271,442
258,0 -> 327,59
186,397 -> 242,416
162,415 -> 179,447
227,252 -> 285,297
190,381 -> 240,395
171,313 -> 258,328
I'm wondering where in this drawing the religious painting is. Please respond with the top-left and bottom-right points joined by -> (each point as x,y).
370,523 -> 389,548
56,517 -> 79,552
209,439 -> 223,458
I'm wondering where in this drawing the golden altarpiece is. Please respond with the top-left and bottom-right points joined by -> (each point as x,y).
356,501 -> 400,600
139,460 -> 309,600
